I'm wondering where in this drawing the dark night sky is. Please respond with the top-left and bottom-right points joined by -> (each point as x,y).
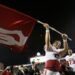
0,0 -> 75,65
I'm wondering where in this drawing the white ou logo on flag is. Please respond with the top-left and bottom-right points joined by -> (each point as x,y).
0,28 -> 28,46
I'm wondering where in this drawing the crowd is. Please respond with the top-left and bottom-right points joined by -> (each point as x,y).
0,62 -> 43,75
0,57 -> 75,75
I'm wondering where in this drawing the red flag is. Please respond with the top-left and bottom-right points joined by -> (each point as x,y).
0,4 -> 36,53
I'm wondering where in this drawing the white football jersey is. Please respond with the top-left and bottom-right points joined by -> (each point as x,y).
44,45 -> 64,61
65,53 -> 75,65
65,53 -> 75,72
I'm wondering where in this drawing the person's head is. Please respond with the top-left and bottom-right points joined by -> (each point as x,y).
53,40 -> 61,49
68,49 -> 73,55
31,61 -> 35,65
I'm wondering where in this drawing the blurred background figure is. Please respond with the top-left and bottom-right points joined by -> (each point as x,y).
64,49 -> 75,74
29,61 -> 40,75
0,62 -> 4,74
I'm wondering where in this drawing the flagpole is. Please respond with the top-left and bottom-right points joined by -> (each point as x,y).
37,20 -> 72,41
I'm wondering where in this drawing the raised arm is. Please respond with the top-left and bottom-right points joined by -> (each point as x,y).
43,23 -> 51,50
59,34 -> 68,56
